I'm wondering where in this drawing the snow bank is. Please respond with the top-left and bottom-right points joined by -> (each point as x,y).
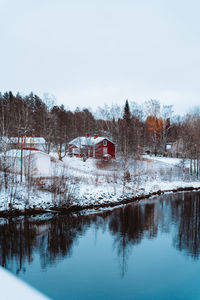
0,266 -> 49,299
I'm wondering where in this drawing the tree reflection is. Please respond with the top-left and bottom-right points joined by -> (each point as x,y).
39,215 -> 92,269
0,218 -> 37,272
172,192 -> 200,258
107,192 -> 200,275
0,215 -> 93,273
108,203 -> 157,277
1,192 -> 200,277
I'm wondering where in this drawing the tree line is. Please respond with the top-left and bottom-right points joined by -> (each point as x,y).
1,91 -> 200,164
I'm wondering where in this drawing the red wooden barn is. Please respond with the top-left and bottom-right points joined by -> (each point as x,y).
68,135 -> 115,159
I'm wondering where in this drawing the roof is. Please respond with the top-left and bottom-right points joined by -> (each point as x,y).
69,136 -> 114,147
1,137 -> 46,144
0,149 -> 49,158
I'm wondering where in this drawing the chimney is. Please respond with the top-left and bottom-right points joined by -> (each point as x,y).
86,133 -> 89,138
94,134 -> 98,139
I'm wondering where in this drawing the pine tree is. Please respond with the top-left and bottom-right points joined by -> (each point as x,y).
122,100 -> 131,192
123,99 -> 131,125
123,99 -> 131,153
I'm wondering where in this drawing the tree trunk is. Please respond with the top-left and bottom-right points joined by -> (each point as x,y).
190,158 -> 192,176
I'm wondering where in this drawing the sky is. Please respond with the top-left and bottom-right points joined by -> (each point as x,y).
1,0 -> 200,115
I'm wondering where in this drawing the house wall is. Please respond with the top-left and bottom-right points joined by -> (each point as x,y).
69,139 -> 115,158
95,140 -> 115,158
108,141 -> 115,158
86,146 -> 93,158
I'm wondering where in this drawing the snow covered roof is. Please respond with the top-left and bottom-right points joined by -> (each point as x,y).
1,137 -> 46,144
0,149 -> 48,158
69,136 -> 114,147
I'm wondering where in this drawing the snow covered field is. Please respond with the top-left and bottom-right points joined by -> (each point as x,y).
0,152 -> 199,214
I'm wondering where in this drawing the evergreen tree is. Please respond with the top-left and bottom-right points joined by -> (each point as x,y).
123,99 -> 131,154
122,100 -> 131,191
123,99 -> 131,125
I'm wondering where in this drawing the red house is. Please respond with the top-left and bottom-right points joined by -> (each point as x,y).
68,135 -> 115,159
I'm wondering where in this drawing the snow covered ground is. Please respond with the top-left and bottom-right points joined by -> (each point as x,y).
0,152 -> 199,213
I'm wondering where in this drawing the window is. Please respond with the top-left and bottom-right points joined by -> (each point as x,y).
103,140 -> 107,146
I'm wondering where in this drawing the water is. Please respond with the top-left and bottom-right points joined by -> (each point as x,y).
1,192 -> 200,299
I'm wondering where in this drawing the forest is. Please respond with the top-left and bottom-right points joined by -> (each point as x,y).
0,91 -> 200,162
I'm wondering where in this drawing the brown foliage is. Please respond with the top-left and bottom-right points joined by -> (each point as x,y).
145,115 -> 164,137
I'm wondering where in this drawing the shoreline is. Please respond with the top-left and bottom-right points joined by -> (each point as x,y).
1,186 -> 200,218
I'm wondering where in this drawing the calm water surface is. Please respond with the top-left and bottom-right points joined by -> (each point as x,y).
1,192 -> 200,300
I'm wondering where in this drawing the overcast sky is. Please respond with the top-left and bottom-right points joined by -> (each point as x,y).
1,0 -> 200,115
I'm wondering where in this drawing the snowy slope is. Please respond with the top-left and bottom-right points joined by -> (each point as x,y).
0,152 -> 199,212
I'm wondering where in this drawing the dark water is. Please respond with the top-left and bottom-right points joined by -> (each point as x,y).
2,192 -> 200,300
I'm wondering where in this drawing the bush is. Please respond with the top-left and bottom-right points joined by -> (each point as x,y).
125,170 -> 131,182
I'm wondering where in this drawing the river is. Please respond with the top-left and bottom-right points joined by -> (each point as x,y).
1,191 -> 200,299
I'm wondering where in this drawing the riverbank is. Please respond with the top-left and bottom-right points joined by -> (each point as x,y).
1,185 -> 200,218
0,154 -> 200,217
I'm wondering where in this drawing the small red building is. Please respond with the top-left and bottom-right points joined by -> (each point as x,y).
69,135 -> 115,159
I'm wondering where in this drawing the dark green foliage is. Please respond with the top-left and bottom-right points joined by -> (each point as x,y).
123,99 -> 131,125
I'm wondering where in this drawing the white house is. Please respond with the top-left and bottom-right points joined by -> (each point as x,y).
0,149 -> 51,176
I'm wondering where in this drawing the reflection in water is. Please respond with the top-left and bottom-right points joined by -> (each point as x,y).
0,218 -> 37,273
0,215 -> 94,273
109,204 -> 158,277
1,192 -> 200,276
172,192 -> 200,258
